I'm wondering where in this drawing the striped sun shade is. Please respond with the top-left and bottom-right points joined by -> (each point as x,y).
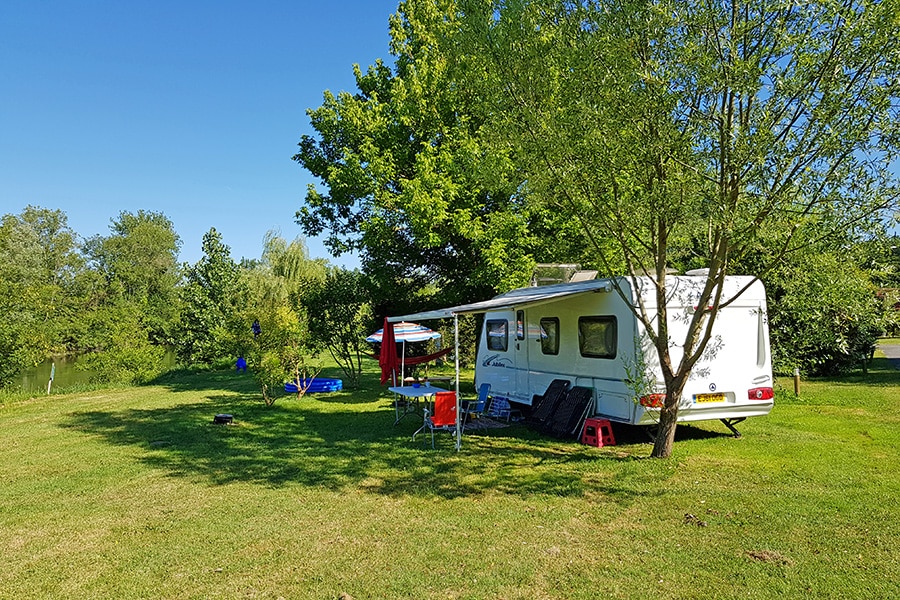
366,321 -> 441,343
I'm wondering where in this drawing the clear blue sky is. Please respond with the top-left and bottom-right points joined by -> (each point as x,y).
1,1 -> 401,267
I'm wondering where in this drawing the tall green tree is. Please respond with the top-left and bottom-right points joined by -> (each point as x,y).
734,225 -> 898,376
74,210 -> 181,384
261,232 -> 328,295
175,228 -> 246,365
0,206 -> 84,386
234,232 -> 326,352
766,251 -> 887,375
293,0 -> 596,310
235,233 -> 326,357
238,234 -> 327,403
76,302 -> 169,385
6,206 -> 83,285
250,303 -> 321,406
302,268 -> 374,388
83,210 -> 181,344
452,0 -> 900,457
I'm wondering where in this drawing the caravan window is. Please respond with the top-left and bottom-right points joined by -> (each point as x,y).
516,311 -> 525,340
486,319 -> 509,352
539,318 -> 560,355
578,316 -> 617,359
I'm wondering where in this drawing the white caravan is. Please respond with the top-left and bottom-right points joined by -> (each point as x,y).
394,276 -> 774,433
475,276 -> 774,430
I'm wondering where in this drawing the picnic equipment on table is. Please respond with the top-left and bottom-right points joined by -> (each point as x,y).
388,384 -> 448,425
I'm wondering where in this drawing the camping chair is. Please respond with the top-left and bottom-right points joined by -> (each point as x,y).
414,391 -> 457,448
543,386 -> 595,438
484,394 -> 522,422
527,379 -> 571,428
461,383 -> 491,429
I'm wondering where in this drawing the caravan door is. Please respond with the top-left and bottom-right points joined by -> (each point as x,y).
479,311 -> 518,399
514,309 -> 529,397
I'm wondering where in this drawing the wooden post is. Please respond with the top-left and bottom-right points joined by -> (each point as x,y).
46,361 -> 56,394
793,367 -> 800,397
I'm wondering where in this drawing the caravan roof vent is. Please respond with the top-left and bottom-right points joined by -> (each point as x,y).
569,270 -> 598,282
685,268 -> 710,276
531,263 -> 581,286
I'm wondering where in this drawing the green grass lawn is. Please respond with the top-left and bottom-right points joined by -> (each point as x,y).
1,359 -> 898,599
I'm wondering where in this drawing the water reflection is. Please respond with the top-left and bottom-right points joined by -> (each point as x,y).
18,350 -> 176,393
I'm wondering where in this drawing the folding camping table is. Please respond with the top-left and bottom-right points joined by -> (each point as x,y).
388,385 -> 447,425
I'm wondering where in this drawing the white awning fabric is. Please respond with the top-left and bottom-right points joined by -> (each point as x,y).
387,279 -> 614,323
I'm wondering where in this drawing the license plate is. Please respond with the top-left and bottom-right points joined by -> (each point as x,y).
693,393 -> 725,404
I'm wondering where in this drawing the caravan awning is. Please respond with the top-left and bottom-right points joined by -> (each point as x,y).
388,279 -> 614,322
384,278 -> 614,453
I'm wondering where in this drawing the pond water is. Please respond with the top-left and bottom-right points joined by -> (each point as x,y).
17,350 -> 176,393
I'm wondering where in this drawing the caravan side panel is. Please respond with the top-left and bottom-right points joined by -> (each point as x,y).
476,284 -> 639,420
474,276 -> 774,427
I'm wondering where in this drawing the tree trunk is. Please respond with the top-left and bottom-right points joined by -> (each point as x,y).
651,405 -> 678,458
651,377 -> 688,458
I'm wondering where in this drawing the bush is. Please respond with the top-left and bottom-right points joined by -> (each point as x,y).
247,305 -> 322,406
767,254 -> 888,376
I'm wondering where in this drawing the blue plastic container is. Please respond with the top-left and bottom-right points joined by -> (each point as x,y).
284,378 -> 343,393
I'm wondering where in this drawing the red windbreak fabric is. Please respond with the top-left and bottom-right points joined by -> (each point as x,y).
378,317 -> 399,385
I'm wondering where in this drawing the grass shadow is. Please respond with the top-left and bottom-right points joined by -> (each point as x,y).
62,379 -> 666,505
148,367 -> 258,394
148,366 -> 380,404
824,357 -> 900,385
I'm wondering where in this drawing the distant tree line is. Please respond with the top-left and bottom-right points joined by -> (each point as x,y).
0,206 -> 375,397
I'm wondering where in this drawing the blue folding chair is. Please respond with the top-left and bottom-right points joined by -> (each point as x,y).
462,383 -> 491,428
485,395 -> 521,422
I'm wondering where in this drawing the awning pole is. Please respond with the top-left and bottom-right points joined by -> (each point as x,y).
454,313 -> 461,452
392,323 -> 397,386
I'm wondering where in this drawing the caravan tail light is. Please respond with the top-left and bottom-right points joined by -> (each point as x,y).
748,387 -> 774,400
639,394 -> 666,408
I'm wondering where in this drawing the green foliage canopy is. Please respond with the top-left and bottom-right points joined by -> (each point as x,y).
174,228 -> 246,366
293,0 -> 598,308
235,233 -> 327,404
0,207 -> 84,386
302,268 -> 374,387
83,210 -> 181,344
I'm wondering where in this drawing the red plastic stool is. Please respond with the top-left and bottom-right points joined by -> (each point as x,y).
581,418 -> 616,447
